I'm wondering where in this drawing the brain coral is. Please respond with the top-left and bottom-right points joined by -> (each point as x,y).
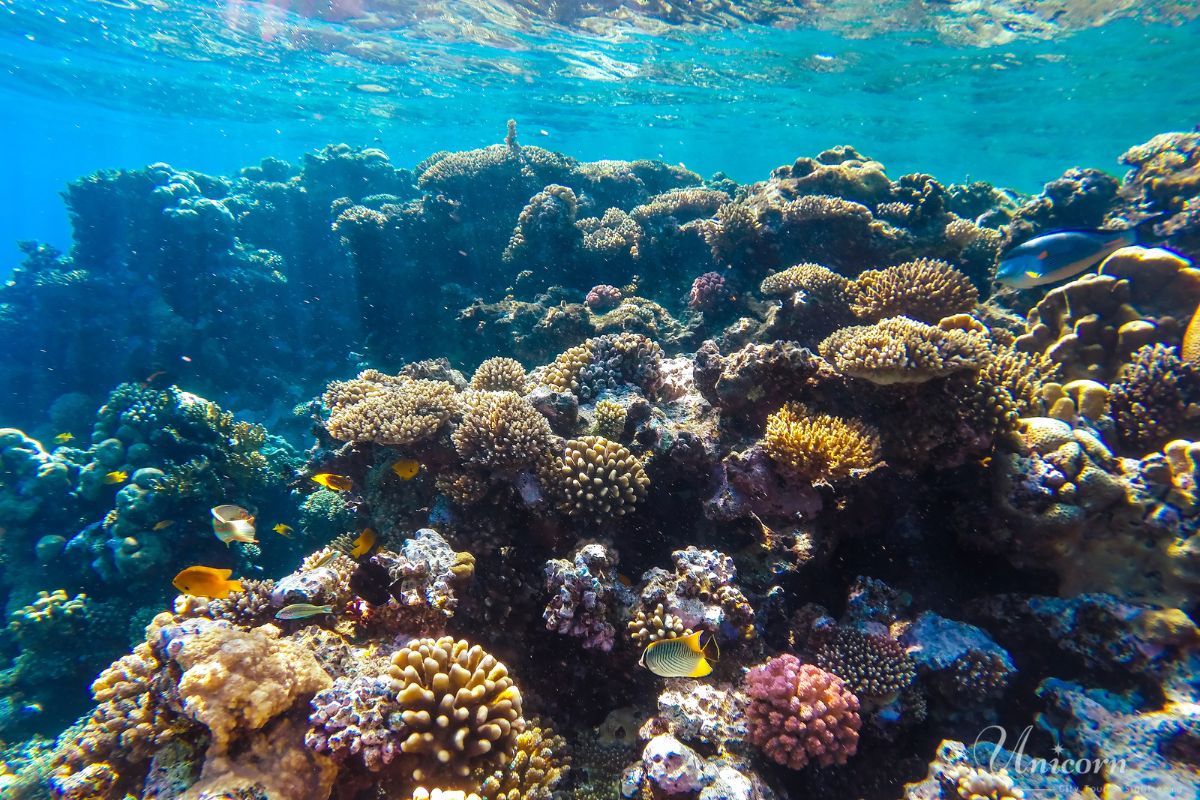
451,391 -> 552,469
745,655 -> 861,770
848,258 -> 979,324
813,627 -> 916,701
469,357 -> 528,393
386,636 -> 524,781
763,403 -> 880,482
819,316 -> 987,384
324,370 -> 459,445
547,435 -> 650,522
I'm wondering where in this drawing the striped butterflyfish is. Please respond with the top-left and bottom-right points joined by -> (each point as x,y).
639,630 -> 720,678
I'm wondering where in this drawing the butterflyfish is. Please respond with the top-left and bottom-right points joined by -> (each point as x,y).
54,432 -> 74,444
211,504 -> 258,545
996,228 -> 1136,288
639,630 -> 720,678
272,523 -> 294,537
172,566 -> 243,599
275,603 -> 334,620
311,473 -> 353,491
391,459 -> 420,480
350,527 -> 377,559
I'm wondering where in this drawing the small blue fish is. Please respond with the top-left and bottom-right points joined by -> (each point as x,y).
996,228 -> 1136,288
274,603 -> 334,620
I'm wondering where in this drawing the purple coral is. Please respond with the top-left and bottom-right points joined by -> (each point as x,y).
745,655 -> 861,770
543,542 -> 631,651
585,284 -> 622,310
306,675 -> 399,771
687,271 -> 731,312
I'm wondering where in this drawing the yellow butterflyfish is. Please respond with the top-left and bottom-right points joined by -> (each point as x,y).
639,630 -> 720,678
103,470 -> 128,485
311,473 -> 353,491
391,459 -> 420,480
272,523 -> 294,537
54,432 -> 74,444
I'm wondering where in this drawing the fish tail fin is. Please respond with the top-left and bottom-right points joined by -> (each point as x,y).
688,659 -> 714,678
701,633 -> 720,662
1132,212 -> 1172,244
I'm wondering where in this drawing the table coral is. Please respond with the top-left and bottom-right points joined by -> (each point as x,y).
763,402 -> 881,483
848,258 -> 978,324
820,316 -> 987,384
744,655 -> 861,770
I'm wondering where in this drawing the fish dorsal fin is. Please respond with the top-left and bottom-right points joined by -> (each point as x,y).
215,568 -> 233,578
683,630 -> 704,653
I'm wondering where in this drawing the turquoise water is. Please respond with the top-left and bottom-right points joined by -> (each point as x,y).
2,1 -> 1198,253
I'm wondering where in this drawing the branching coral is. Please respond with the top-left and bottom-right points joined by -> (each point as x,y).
477,719 -> 570,800
937,764 -> 1025,800
819,316 -> 987,384
451,391 -> 552,470
593,399 -> 627,440
469,357 -> 528,393
763,403 -> 880,482
540,333 -> 664,400
1109,343 -> 1200,454
626,602 -> 691,647
744,655 -> 861,770
545,435 -> 649,522
848,258 -> 978,324
324,370 -> 459,446
385,636 -> 524,781
813,627 -> 916,701
759,262 -> 851,302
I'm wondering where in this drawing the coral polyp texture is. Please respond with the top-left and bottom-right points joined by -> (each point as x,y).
6,127 -> 1200,800
744,655 -> 862,770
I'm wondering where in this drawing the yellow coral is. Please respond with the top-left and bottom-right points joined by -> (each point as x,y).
848,258 -> 979,324
626,603 -> 690,647
820,316 -> 987,384
593,399 -> 627,440
324,370 -> 459,445
478,719 -> 570,800
470,357 -> 528,393
759,262 -> 851,300
539,342 -> 593,393
387,636 -> 524,781
435,470 -> 491,506
548,435 -> 650,522
452,391 -> 553,469
173,623 -> 331,752
763,403 -> 880,482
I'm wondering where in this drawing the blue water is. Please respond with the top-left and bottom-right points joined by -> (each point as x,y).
2,1 -> 1198,257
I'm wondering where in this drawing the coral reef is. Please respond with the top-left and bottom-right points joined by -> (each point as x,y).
763,402 -> 881,483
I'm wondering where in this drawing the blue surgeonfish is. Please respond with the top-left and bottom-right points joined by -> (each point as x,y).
639,630 -> 720,678
995,228 -> 1137,288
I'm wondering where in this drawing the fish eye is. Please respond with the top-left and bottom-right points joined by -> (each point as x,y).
614,725 -> 626,739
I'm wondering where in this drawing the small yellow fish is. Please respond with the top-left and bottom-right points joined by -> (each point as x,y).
272,523 -> 294,537
640,631 -> 720,678
103,470 -> 128,485
172,566 -> 243,599
391,459 -> 420,480
309,550 -> 337,570
211,504 -> 258,546
152,520 -> 175,531
275,603 -> 334,620
350,527 -> 377,559
311,473 -> 353,492
54,432 -> 74,444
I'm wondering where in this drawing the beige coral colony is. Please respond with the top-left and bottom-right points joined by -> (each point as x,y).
0,7 -> 1199,800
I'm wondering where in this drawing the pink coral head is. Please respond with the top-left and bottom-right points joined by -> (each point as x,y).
688,271 -> 731,312
744,654 -> 861,770
586,284 -> 623,310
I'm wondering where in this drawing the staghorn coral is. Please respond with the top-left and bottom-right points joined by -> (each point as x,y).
477,719 -> 570,800
813,627 -> 917,702
820,316 -> 988,384
546,435 -> 649,522
763,403 -> 880,483
973,342 -> 1061,433
469,357 -> 528,393
744,655 -> 861,770
848,258 -> 978,324
385,636 -> 524,781
451,391 -> 553,470
1109,343 -> 1200,454
324,370 -> 459,446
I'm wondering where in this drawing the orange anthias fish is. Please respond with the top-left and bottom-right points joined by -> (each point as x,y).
103,470 -> 128,485
311,473 -> 353,492
350,527 -> 377,559
140,370 -> 167,389
391,459 -> 420,480
211,504 -> 258,546
172,566 -> 243,599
